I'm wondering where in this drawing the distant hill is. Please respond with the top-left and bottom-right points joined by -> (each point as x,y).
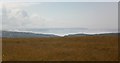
64,34 -> 92,37
65,33 -> 118,37
94,33 -> 119,36
2,31 -> 59,38
1,31 -> 119,38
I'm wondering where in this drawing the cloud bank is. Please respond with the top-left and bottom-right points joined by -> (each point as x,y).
2,3 -> 46,31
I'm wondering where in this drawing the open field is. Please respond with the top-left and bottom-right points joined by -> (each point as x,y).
2,36 -> 118,61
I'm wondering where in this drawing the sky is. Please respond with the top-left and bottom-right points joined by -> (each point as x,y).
0,1 -> 118,33
1,0 -> 119,2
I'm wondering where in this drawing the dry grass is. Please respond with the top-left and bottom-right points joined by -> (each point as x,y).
2,36 -> 118,61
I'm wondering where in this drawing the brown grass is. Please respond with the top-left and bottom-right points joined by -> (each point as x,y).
2,36 -> 118,61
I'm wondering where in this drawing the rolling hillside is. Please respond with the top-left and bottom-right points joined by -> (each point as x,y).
2,31 -> 59,38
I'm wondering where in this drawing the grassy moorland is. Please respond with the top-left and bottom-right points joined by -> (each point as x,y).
2,35 -> 118,61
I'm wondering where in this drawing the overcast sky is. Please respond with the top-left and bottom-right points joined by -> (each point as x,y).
1,0 -> 119,2
1,2 -> 118,32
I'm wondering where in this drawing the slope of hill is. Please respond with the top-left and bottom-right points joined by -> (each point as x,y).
94,33 -> 119,36
65,33 -> 118,37
1,31 -> 119,38
2,31 -> 59,38
64,34 -> 92,37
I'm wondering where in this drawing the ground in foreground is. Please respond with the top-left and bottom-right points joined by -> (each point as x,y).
2,36 -> 118,61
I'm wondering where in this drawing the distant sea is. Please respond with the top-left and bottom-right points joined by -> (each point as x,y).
11,28 -> 118,36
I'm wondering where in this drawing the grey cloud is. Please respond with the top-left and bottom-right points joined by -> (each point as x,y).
16,10 -> 28,17
2,7 -> 46,31
2,7 -> 29,30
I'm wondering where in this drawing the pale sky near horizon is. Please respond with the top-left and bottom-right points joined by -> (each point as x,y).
0,2 -> 118,32
1,0 -> 119,2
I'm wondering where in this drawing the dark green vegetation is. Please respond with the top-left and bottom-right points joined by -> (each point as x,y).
2,35 -> 118,61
